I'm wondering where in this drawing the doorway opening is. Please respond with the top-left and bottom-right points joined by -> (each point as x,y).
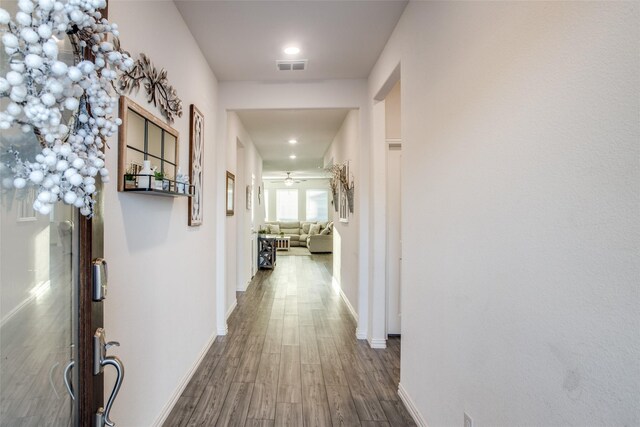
385,81 -> 402,337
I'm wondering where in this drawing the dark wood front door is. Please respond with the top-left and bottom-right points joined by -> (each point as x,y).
0,180 -> 115,427
78,197 -> 106,426
0,2 -> 118,424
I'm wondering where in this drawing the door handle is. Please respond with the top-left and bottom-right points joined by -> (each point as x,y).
63,360 -> 75,401
100,355 -> 124,427
93,328 -> 125,427
92,258 -> 108,301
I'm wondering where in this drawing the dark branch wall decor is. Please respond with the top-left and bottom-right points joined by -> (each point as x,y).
326,160 -> 354,215
118,53 -> 183,123
189,105 -> 204,226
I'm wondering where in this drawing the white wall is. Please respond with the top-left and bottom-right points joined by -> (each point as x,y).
385,81 -> 401,141
226,112 -> 263,305
264,179 -> 331,223
368,98 -> 389,348
216,79 -> 370,339
232,141 -> 244,294
104,2 -> 219,425
324,110 -> 361,322
369,2 -> 639,426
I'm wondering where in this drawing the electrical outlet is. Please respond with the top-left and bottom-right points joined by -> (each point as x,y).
464,413 -> 473,427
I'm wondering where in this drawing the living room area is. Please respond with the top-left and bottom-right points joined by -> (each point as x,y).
229,106 -> 357,257
262,179 -> 335,256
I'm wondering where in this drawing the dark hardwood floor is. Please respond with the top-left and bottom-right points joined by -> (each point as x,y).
164,254 -> 414,427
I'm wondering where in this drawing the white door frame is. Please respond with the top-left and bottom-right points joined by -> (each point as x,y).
386,140 -> 402,336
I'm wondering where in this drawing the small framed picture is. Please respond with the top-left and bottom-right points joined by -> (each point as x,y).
246,184 -> 252,210
226,171 -> 235,216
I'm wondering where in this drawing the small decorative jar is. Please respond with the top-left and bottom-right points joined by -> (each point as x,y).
137,160 -> 152,189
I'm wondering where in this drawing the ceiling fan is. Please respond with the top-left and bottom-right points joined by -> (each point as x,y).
285,172 -> 294,186
271,172 -> 306,186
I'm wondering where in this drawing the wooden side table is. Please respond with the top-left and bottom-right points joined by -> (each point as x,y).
258,235 -> 277,269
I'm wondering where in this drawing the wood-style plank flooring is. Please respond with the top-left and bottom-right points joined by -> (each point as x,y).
164,254 -> 415,426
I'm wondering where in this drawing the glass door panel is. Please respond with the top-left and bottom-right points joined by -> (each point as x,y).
0,180 -> 79,426
0,1 -> 78,425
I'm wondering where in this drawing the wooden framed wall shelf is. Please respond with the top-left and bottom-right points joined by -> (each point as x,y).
118,96 -> 194,197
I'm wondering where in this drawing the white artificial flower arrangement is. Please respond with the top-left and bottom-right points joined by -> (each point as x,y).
0,0 -> 132,216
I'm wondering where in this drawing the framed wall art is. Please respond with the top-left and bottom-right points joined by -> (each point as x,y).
339,163 -> 349,223
226,171 -> 235,216
118,97 -> 185,195
188,105 -> 204,226
246,185 -> 252,210
339,186 -> 349,222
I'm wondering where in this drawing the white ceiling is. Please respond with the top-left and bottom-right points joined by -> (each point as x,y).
236,109 -> 350,174
174,0 -> 408,81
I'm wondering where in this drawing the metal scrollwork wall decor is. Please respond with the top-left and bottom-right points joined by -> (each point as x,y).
0,0 -> 133,217
118,52 -> 183,123
188,104 -> 203,226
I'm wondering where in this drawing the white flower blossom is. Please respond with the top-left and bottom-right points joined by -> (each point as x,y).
0,0 -> 132,217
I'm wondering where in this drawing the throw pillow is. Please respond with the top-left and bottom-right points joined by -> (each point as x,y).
322,221 -> 333,233
309,224 -> 321,235
320,227 -> 331,235
269,224 -> 280,234
301,222 -> 313,234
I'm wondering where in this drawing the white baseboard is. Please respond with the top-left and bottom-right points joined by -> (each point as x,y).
331,276 -> 341,293
339,290 -> 358,323
226,299 -> 237,320
237,279 -> 251,292
368,337 -> 387,349
355,328 -> 367,340
398,383 -> 428,427
332,277 -> 359,324
152,332 -> 217,426
216,300 -> 236,336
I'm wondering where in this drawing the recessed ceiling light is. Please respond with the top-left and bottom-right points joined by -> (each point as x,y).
283,46 -> 300,55
288,139 -> 297,144
289,154 -> 296,159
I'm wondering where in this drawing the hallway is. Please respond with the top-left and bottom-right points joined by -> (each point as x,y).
164,255 -> 415,426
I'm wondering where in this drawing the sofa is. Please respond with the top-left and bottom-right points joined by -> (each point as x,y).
264,221 -> 333,253
307,234 -> 333,253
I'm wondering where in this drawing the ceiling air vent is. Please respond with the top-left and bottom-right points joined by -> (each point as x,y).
276,59 -> 308,71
